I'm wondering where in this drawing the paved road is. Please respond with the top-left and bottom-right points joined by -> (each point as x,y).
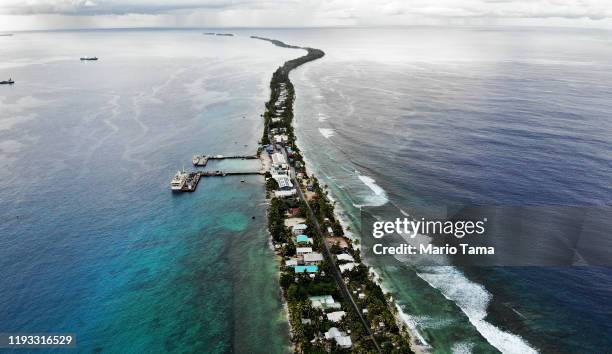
291,169 -> 382,353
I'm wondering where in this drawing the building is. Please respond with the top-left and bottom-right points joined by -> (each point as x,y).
303,252 -> 323,264
275,189 -> 297,198
296,247 -> 313,255
339,262 -> 357,273
324,327 -> 352,349
271,152 -> 287,166
285,258 -> 298,267
294,265 -> 318,273
292,224 -> 308,235
296,234 -> 313,244
309,295 -> 341,310
274,134 -> 288,145
273,175 -> 293,190
336,254 -> 355,262
326,311 -> 346,323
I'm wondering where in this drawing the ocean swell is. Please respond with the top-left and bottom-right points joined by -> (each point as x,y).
356,174 -> 389,207
417,267 -> 538,354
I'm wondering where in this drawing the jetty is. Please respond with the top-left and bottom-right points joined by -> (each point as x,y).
192,154 -> 258,166
173,151 -> 268,192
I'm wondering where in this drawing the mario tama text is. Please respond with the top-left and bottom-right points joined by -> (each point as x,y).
361,205 -> 612,267
373,242 -> 494,256
371,217 -> 493,257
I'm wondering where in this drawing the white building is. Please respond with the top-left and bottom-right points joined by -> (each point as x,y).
271,152 -> 287,166
296,247 -> 313,255
303,252 -> 323,264
339,262 -> 357,273
273,175 -> 293,190
309,295 -> 341,310
326,311 -> 346,323
292,224 -> 308,235
324,327 -> 352,348
336,254 -> 355,262
275,189 -> 297,198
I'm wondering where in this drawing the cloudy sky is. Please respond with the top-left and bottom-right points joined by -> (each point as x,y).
1,0 -> 612,31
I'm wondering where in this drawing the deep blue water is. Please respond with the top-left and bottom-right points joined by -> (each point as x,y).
1,27 -> 611,353
283,27 -> 612,352
0,30 -> 296,352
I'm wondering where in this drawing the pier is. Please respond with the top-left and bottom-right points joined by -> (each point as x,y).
193,154 -> 258,166
174,151 -> 270,192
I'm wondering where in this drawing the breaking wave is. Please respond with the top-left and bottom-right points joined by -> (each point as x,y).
417,267 -> 538,354
356,174 -> 389,207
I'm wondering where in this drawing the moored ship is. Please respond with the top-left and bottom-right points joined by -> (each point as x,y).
170,170 -> 188,191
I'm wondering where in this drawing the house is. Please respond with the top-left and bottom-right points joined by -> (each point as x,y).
271,152 -> 287,166
292,224 -> 308,235
286,207 -> 300,217
273,175 -> 293,191
274,134 -> 288,144
324,327 -> 352,349
336,254 -> 355,262
296,234 -> 313,244
296,247 -> 313,255
326,311 -> 346,323
271,117 -> 282,124
285,258 -> 298,267
309,295 -> 341,310
339,262 -> 357,273
294,265 -> 318,273
327,226 -> 334,235
303,252 -> 323,264
275,189 -> 297,198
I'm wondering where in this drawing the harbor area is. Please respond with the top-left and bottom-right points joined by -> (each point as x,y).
170,151 -> 271,192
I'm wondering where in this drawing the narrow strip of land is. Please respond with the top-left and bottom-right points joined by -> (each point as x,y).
255,36 -> 415,353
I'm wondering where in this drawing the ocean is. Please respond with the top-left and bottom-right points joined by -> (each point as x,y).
1,27 -> 611,354
0,29 -> 297,353
273,27 -> 612,353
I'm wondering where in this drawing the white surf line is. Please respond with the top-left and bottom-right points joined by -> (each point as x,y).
417,267 -> 538,354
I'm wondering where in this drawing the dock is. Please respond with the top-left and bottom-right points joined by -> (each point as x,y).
174,170 -> 265,192
180,172 -> 201,192
193,154 -> 258,166
173,151 -> 269,192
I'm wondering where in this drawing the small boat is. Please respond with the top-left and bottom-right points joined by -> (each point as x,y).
80,57 -> 98,61
0,78 -> 14,85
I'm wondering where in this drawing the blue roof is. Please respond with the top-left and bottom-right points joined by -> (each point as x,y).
294,265 -> 318,273
296,234 -> 311,243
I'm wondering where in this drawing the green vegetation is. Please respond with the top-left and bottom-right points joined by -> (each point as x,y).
256,36 -> 414,353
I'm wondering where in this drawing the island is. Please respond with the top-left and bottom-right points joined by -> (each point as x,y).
253,36 -> 423,353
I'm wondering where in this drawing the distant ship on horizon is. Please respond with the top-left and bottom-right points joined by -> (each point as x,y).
0,78 -> 14,85
80,57 -> 98,61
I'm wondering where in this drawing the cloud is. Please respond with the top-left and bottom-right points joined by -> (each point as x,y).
1,0 -> 612,30
0,0 -> 271,15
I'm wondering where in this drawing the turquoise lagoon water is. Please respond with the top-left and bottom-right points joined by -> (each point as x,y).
0,30 -> 298,353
